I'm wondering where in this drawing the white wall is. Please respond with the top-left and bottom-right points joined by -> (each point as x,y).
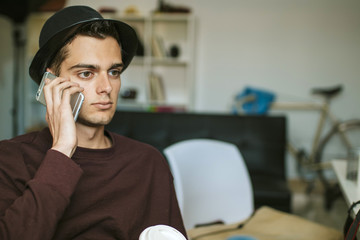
1,0 -> 360,178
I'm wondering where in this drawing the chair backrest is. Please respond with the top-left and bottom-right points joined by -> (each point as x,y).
164,139 -> 254,230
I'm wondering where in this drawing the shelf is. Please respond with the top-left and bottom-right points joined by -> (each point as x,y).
117,100 -> 187,113
151,13 -> 192,22
150,58 -> 187,66
129,57 -> 187,66
130,57 -> 146,65
117,100 -> 149,110
120,13 -> 195,111
102,13 -> 146,22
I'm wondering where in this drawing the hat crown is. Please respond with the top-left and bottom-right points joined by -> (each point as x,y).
30,5 -> 138,84
39,5 -> 103,48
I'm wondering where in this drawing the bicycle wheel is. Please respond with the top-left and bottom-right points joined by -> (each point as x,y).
315,119 -> 360,209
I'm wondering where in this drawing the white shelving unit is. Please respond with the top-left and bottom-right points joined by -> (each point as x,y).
22,12 -> 196,131
114,13 -> 196,112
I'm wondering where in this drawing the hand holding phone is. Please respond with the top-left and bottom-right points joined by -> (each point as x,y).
36,72 -> 85,157
36,72 -> 84,121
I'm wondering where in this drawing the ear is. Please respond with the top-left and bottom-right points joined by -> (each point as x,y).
46,68 -> 56,76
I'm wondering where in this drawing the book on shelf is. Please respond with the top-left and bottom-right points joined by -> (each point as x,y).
148,105 -> 186,113
151,35 -> 168,58
148,72 -> 166,102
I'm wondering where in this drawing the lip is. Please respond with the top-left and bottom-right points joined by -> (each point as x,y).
92,101 -> 113,110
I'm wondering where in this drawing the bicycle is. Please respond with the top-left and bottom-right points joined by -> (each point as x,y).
233,85 -> 360,209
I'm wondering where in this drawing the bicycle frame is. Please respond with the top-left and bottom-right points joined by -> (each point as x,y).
270,100 -> 340,168
234,93 -> 353,170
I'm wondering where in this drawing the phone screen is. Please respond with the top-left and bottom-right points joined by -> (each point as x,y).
36,72 -> 84,121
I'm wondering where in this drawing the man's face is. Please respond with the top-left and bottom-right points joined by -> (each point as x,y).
59,35 -> 123,127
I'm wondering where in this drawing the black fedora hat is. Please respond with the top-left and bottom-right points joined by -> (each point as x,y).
29,5 -> 138,85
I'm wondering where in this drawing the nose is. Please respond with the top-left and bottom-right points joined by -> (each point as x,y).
96,72 -> 113,94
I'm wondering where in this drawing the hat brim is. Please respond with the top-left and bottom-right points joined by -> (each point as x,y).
29,18 -> 138,85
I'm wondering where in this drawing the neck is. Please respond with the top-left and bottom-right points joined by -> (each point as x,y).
76,124 -> 111,149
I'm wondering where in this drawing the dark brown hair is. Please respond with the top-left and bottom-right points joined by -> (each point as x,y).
49,20 -> 121,75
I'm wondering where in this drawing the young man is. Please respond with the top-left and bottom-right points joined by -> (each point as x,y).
0,5 -> 187,240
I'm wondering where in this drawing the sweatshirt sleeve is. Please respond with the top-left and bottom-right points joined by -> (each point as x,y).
0,145 -> 83,240
168,173 -> 188,239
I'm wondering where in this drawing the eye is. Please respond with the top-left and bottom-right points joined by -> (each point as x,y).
79,71 -> 93,79
109,69 -> 121,78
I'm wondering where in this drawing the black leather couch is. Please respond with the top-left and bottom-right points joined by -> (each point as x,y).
106,110 -> 292,213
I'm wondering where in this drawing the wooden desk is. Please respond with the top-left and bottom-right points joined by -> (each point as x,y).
331,159 -> 360,215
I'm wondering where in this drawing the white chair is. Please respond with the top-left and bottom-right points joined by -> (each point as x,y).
164,139 -> 254,230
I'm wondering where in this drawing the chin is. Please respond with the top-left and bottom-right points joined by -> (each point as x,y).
77,119 -> 111,127
77,113 -> 114,127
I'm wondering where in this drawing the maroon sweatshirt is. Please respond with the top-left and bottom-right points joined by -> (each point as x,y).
0,128 -> 187,239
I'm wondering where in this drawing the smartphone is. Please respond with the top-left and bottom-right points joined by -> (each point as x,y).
36,72 -> 84,121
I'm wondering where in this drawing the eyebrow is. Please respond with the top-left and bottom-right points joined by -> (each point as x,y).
110,63 -> 124,70
69,63 -> 124,71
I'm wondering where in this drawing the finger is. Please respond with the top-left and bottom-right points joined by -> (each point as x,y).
51,80 -> 80,107
43,77 -> 69,107
45,111 -> 50,124
44,79 -> 74,117
43,78 -> 54,107
61,86 -> 84,106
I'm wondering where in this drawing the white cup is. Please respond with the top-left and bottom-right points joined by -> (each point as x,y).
139,225 -> 187,240
347,148 -> 360,186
